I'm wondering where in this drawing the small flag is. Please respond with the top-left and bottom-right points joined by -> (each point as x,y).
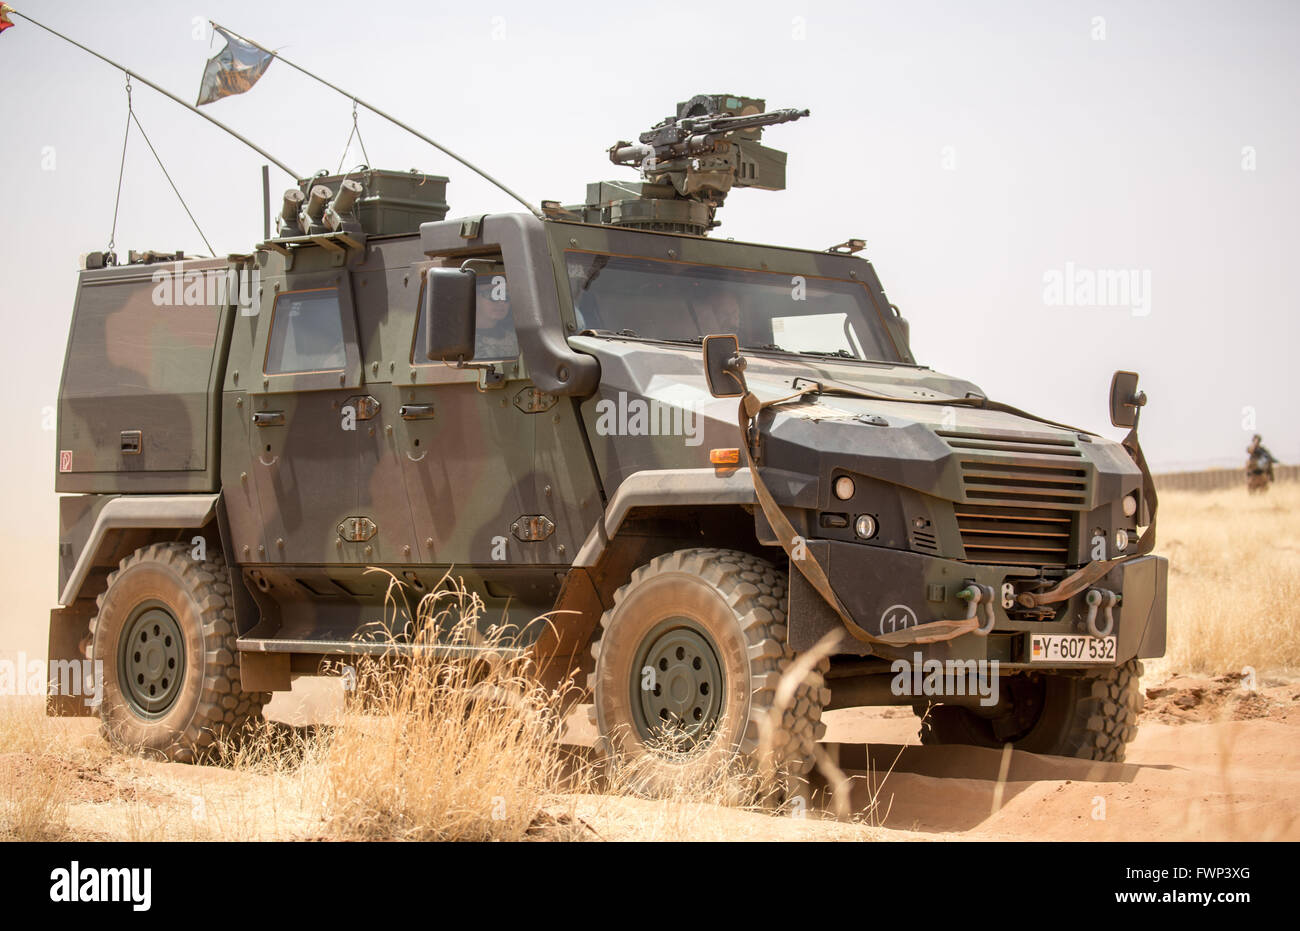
0,5 -> 16,35
196,25 -> 274,106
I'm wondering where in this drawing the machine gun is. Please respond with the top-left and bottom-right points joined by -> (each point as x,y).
609,103 -> 810,171
581,94 -> 810,235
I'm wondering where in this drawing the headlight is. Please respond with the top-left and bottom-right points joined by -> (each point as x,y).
834,476 -> 855,500
1114,528 -> 1129,552
855,514 -> 878,539
1122,493 -> 1138,518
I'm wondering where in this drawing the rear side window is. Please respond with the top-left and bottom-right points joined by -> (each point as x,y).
265,289 -> 346,374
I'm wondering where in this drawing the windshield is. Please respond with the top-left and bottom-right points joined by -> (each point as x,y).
565,252 -> 898,361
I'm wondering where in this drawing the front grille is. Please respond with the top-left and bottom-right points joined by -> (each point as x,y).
954,503 -> 1073,566
938,430 -> 1089,509
937,430 -> 1082,459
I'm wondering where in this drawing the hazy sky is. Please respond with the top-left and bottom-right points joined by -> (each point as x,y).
1,0 -> 1295,654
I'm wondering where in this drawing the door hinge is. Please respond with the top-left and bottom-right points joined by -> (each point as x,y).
510,515 -> 555,542
512,386 -> 557,413
337,516 -> 378,542
342,395 -> 380,420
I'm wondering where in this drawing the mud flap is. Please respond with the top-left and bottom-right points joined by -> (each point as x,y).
46,603 -> 98,717
239,651 -> 291,692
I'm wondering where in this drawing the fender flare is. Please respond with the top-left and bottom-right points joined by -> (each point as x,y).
58,494 -> 219,605
570,467 -> 816,567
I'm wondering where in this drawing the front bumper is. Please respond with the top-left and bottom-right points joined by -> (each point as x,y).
786,540 -> 1167,668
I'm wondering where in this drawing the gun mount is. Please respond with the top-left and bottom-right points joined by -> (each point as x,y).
579,94 -> 809,236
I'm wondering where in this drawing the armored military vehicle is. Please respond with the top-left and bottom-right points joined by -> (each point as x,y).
49,94 -> 1167,775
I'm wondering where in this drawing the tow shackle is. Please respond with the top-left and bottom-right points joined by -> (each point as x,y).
1084,588 -> 1119,638
957,583 -> 996,636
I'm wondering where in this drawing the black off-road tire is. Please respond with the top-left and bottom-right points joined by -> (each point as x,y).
87,542 -> 267,763
917,659 -> 1144,762
588,548 -> 829,792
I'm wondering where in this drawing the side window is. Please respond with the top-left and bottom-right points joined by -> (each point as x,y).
412,269 -> 518,363
473,274 -> 517,360
265,288 -> 346,374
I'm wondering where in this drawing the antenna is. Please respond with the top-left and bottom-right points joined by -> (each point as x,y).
210,22 -> 544,219
9,10 -> 300,180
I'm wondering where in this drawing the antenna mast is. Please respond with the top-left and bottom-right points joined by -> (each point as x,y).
9,10 -> 300,179
210,21 -> 543,219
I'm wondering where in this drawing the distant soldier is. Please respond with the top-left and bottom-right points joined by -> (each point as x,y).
1245,434 -> 1277,494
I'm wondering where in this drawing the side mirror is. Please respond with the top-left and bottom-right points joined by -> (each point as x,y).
703,334 -> 747,398
422,268 -> 477,362
1108,370 -> 1146,428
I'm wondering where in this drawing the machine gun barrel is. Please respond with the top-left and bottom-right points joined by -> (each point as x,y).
611,106 -> 810,168
680,107 -> 810,135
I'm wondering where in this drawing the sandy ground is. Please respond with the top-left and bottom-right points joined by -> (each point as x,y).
6,669 -> 1296,841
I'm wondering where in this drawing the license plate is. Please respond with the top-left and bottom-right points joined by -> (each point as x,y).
1029,634 -> 1116,663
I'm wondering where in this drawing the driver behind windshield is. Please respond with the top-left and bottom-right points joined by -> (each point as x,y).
689,281 -> 748,343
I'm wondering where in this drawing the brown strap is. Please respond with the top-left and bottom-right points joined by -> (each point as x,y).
738,391 -> 979,647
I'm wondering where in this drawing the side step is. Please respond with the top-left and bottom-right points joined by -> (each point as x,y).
235,637 -> 528,659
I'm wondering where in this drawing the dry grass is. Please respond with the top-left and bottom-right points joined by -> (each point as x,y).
314,573 -> 838,839
2,484 -> 1295,841
321,665 -> 572,838
0,699 -> 110,840
1153,481 -> 1300,676
0,571 -> 840,842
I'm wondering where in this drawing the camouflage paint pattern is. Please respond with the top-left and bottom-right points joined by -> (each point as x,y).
55,193 -> 1164,675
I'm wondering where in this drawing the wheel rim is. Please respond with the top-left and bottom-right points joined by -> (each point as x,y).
117,602 -> 186,718
630,618 -> 726,754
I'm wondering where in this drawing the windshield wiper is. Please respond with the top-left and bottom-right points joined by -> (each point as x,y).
579,328 -> 639,340
799,349 -> 858,359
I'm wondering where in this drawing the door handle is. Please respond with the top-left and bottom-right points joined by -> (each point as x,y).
252,410 -> 285,427
399,403 -> 435,420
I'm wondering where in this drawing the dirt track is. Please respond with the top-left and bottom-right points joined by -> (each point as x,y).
560,672 -> 1300,840
4,671 -> 1296,841
812,676 -> 1300,840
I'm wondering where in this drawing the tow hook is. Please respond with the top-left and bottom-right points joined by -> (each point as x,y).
1084,588 -> 1120,637
956,583 -> 996,636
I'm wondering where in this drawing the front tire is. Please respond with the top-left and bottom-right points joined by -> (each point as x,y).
88,542 -> 267,763
918,659 -> 1144,762
588,548 -> 828,792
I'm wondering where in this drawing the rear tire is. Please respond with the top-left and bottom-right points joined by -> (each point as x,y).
918,659 -> 1143,762
588,548 -> 828,793
88,542 -> 267,763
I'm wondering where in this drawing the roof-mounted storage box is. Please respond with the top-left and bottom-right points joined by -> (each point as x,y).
299,169 -> 449,236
